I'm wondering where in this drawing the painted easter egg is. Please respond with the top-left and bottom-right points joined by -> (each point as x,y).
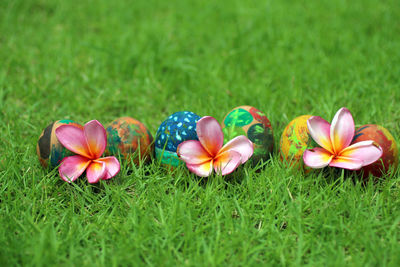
221,106 -> 274,165
36,119 -> 83,169
105,117 -> 153,164
279,115 -> 314,168
155,111 -> 201,167
352,124 -> 398,178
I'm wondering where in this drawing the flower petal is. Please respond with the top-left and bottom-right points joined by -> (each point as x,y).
58,155 -> 90,183
177,140 -> 212,165
214,150 -> 241,176
196,116 -> 224,157
339,141 -> 383,167
84,120 -> 107,159
186,160 -> 213,177
330,107 -> 355,153
97,156 -> 121,179
55,125 -> 92,158
86,161 -> 106,183
329,156 -> 363,170
303,147 -> 333,169
307,116 -> 334,153
219,135 -> 254,164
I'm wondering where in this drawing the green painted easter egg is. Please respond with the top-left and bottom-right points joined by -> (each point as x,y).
222,106 -> 274,165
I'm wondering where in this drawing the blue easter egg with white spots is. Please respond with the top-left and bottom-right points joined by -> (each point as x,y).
155,111 -> 201,167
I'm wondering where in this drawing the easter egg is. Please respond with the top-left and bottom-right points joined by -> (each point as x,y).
155,111 -> 201,167
279,115 -> 313,168
221,106 -> 274,165
105,117 -> 153,164
352,124 -> 398,178
36,120 -> 83,169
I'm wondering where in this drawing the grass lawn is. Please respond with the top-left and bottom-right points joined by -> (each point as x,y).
1,0 -> 400,265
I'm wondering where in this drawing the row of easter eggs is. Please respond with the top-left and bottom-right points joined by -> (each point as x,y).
36,106 -> 274,170
37,106 -> 398,178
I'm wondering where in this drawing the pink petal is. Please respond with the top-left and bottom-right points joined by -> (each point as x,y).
219,135 -> 254,164
330,107 -> 355,153
196,116 -> 224,157
55,125 -> 92,158
177,140 -> 212,165
303,147 -> 334,169
86,161 -> 106,183
307,116 -> 334,153
214,150 -> 241,176
84,120 -> 107,159
186,160 -> 213,177
58,155 -> 91,183
97,156 -> 121,179
339,141 -> 383,167
329,156 -> 363,170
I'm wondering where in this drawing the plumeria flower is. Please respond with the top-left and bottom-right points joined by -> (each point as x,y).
303,107 -> 383,170
55,120 -> 120,183
177,116 -> 254,177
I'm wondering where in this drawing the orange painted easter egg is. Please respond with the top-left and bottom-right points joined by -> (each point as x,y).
105,117 -> 153,164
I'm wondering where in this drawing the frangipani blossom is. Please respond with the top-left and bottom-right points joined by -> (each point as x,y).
55,120 -> 120,183
177,116 -> 254,177
303,107 -> 383,170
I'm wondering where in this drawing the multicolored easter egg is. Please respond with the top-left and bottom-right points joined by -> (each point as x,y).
155,111 -> 201,167
105,117 -> 153,164
352,124 -> 398,178
36,120 -> 83,169
221,106 -> 274,165
279,115 -> 314,168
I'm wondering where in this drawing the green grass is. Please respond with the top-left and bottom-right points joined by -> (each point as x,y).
1,0 -> 400,265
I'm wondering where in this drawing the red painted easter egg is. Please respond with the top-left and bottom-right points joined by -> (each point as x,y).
352,124 -> 398,178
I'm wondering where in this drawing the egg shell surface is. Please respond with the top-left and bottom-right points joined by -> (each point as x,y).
155,111 -> 201,167
36,119 -> 83,169
352,124 -> 398,178
221,106 -> 274,165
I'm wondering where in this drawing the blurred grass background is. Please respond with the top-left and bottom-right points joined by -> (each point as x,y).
1,0 -> 400,265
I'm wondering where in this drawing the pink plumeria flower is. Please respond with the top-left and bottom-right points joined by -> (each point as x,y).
177,116 -> 254,177
55,120 -> 120,183
303,107 -> 383,170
